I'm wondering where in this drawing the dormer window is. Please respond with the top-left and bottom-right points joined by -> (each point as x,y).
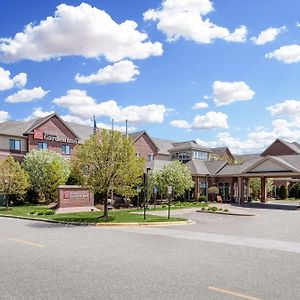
193,151 -> 208,160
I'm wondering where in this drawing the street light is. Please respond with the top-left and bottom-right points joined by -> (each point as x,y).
143,168 -> 151,220
167,185 -> 172,219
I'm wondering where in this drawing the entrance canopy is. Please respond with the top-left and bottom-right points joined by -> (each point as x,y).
217,155 -> 300,178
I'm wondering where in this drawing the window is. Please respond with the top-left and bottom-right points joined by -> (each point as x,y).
193,151 -> 208,161
148,154 -> 154,161
62,145 -> 71,155
9,139 -> 21,151
38,142 -> 48,150
199,182 -> 207,196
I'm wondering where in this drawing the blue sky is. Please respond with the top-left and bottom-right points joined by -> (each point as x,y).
1,0 -> 300,153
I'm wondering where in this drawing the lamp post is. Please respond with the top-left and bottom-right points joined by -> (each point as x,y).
167,185 -> 172,219
136,185 -> 141,209
143,168 -> 150,220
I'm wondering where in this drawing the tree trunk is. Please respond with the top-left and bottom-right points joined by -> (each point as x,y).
5,194 -> 8,210
103,192 -> 109,221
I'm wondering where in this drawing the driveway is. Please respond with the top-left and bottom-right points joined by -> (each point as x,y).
0,206 -> 299,300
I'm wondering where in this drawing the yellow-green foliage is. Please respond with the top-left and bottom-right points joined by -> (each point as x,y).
0,156 -> 29,207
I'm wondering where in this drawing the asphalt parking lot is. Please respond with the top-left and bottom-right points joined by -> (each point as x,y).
0,206 -> 299,300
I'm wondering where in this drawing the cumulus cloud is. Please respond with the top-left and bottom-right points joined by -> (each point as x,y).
75,60 -> 139,85
212,81 -> 255,106
251,26 -> 286,45
0,111 -> 9,122
196,107 -> 300,154
192,101 -> 208,109
53,89 -> 168,124
267,99 -> 300,116
144,0 -> 247,44
0,67 -> 27,91
24,107 -> 54,121
5,87 -> 49,103
0,3 -> 163,63
170,111 -> 228,130
266,44 -> 300,64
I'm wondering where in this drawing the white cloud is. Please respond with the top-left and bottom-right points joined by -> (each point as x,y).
267,99 -> 300,116
5,87 -> 49,103
170,111 -> 228,130
53,89 -> 168,124
196,112 -> 300,154
0,3 -> 163,63
24,107 -> 54,121
12,72 -> 27,88
0,67 -> 27,91
251,26 -> 286,45
75,60 -> 139,85
192,101 -> 208,109
0,111 -> 9,122
266,44 -> 300,64
144,0 -> 247,44
212,81 -> 255,106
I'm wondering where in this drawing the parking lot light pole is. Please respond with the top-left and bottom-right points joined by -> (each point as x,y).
167,185 -> 172,219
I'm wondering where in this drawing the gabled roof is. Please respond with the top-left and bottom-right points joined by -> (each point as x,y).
261,138 -> 300,156
129,131 -> 159,151
0,119 -> 36,138
24,113 -> 79,139
186,160 -> 228,176
151,137 -> 175,156
210,147 -> 228,156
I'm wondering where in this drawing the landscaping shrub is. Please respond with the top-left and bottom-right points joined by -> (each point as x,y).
201,207 -> 206,211
198,195 -> 207,202
224,209 -> 229,212
288,183 -> 300,198
278,185 -> 288,200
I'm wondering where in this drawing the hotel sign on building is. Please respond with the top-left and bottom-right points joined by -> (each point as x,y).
33,129 -> 79,144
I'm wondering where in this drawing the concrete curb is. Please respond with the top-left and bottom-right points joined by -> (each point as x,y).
196,210 -> 255,217
0,214 -> 192,227
95,220 -> 193,227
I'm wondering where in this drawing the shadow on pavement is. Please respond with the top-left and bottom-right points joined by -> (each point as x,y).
233,202 -> 300,211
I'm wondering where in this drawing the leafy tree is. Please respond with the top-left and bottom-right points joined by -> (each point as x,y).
23,150 -> 70,203
278,184 -> 288,200
0,156 -> 29,209
66,165 -> 84,186
289,183 -> 300,199
72,130 -> 145,220
249,178 -> 273,199
153,161 -> 194,198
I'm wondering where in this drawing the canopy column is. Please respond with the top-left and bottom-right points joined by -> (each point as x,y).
260,176 -> 267,202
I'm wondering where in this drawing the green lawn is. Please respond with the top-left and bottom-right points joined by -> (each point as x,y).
0,206 -> 186,223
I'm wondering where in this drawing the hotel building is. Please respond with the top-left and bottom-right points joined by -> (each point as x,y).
1,113 -> 300,203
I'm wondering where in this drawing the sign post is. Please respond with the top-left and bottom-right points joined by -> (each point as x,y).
167,185 -> 172,219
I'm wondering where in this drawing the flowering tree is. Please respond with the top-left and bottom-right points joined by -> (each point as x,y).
154,161 -> 194,198
0,156 -> 29,209
23,150 -> 70,203
72,130 -> 145,220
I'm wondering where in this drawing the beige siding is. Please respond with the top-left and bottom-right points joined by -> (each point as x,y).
0,135 -> 27,151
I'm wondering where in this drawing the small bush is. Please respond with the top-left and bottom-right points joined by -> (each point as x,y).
44,210 -> 54,215
218,208 -> 223,211
198,196 -> 207,202
37,211 -> 44,215
29,211 -> 36,215
211,207 -> 218,212
278,185 -> 288,200
201,207 -> 206,211
224,208 -> 229,212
